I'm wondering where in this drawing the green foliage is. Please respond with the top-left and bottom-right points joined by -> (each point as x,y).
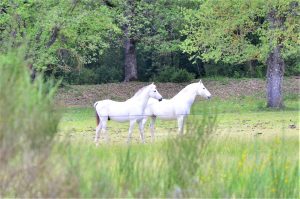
153,66 -> 195,83
171,68 -> 196,83
0,0 -> 120,72
0,50 -> 61,196
181,0 -> 300,64
204,62 -> 266,78
63,65 -> 123,85
118,0 -> 201,81
285,55 -> 300,76
95,65 -> 123,83
1,0 -> 299,84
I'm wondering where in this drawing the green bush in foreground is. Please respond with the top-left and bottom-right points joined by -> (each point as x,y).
0,51 -> 61,197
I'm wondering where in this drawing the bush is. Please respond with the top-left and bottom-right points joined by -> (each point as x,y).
171,68 -> 195,83
63,67 -> 97,84
204,62 -> 266,78
153,66 -> 195,83
62,65 -> 122,84
285,66 -> 300,76
0,50 -> 61,197
95,65 -> 122,83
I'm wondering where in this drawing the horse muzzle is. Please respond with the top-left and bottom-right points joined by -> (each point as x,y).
158,98 -> 163,102
207,96 -> 212,100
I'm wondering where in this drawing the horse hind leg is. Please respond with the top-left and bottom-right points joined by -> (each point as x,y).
95,110 -> 101,145
95,122 -> 102,146
100,118 -> 109,143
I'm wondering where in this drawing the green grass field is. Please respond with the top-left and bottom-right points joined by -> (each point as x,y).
1,54 -> 298,197
54,95 -> 299,197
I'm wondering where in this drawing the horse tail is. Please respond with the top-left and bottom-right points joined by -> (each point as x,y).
96,111 -> 100,126
94,101 -> 100,126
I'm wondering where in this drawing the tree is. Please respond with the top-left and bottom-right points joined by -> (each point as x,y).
181,0 -> 299,108
117,0 -> 158,82
117,0 -> 200,81
0,0 -> 119,75
122,0 -> 138,81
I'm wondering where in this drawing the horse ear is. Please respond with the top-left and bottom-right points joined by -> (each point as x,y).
199,79 -> 202,83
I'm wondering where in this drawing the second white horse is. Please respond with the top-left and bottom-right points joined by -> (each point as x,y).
142,80 -> 211,141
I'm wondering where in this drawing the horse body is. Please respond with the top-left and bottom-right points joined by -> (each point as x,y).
142,80 -> 211,141
146,99 -> 170,119
94,83 -> 162,145
95,99 -> 147,122
145,98 -> 187,120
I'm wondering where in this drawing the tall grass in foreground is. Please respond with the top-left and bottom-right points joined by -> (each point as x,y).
0,51 -> 61,197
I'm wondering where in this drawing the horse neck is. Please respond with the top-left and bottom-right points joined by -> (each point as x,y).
172,85 -> 198,106
130,89 -> 150,109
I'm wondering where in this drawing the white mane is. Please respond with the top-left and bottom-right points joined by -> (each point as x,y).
133,86 -> 147,97
171,83 -> 196,99
133,84 -> 154,98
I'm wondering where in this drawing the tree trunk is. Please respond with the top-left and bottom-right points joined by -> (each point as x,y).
266,8 -> 285,108
47,26 -> 60,48
123,23 -> 138,82
123,0 -> 138,82
266,46 -> 284,108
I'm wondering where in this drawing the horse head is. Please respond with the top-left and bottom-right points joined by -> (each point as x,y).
197,80 -> 212,99
148,83 -> 163,101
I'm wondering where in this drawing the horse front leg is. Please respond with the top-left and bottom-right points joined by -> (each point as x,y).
127,120 -> 136,144
150,116 -> 157,142
138,120 -> 145,144
177,116 -> 185,136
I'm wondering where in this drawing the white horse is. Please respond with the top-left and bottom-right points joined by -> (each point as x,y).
94,83 -> 162,145
142,80 -> 211,141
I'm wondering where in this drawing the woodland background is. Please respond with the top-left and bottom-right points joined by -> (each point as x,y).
1,0 -> 299,85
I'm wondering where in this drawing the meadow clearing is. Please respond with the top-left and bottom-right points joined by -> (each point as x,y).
1,65 -> 299,197
52,78 -> 299,198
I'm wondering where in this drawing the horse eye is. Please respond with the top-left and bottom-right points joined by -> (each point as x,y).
154,90 -> 157,92
203,88 -> 206,90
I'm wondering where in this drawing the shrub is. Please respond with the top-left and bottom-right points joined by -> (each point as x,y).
62,65 -> 122,84
153,66 -> 195,83
204,62 -> 267,78
62,67 -> 96,84
95,65 -> 122,83
0,50 -> 61,197
171,68 -> 195,83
